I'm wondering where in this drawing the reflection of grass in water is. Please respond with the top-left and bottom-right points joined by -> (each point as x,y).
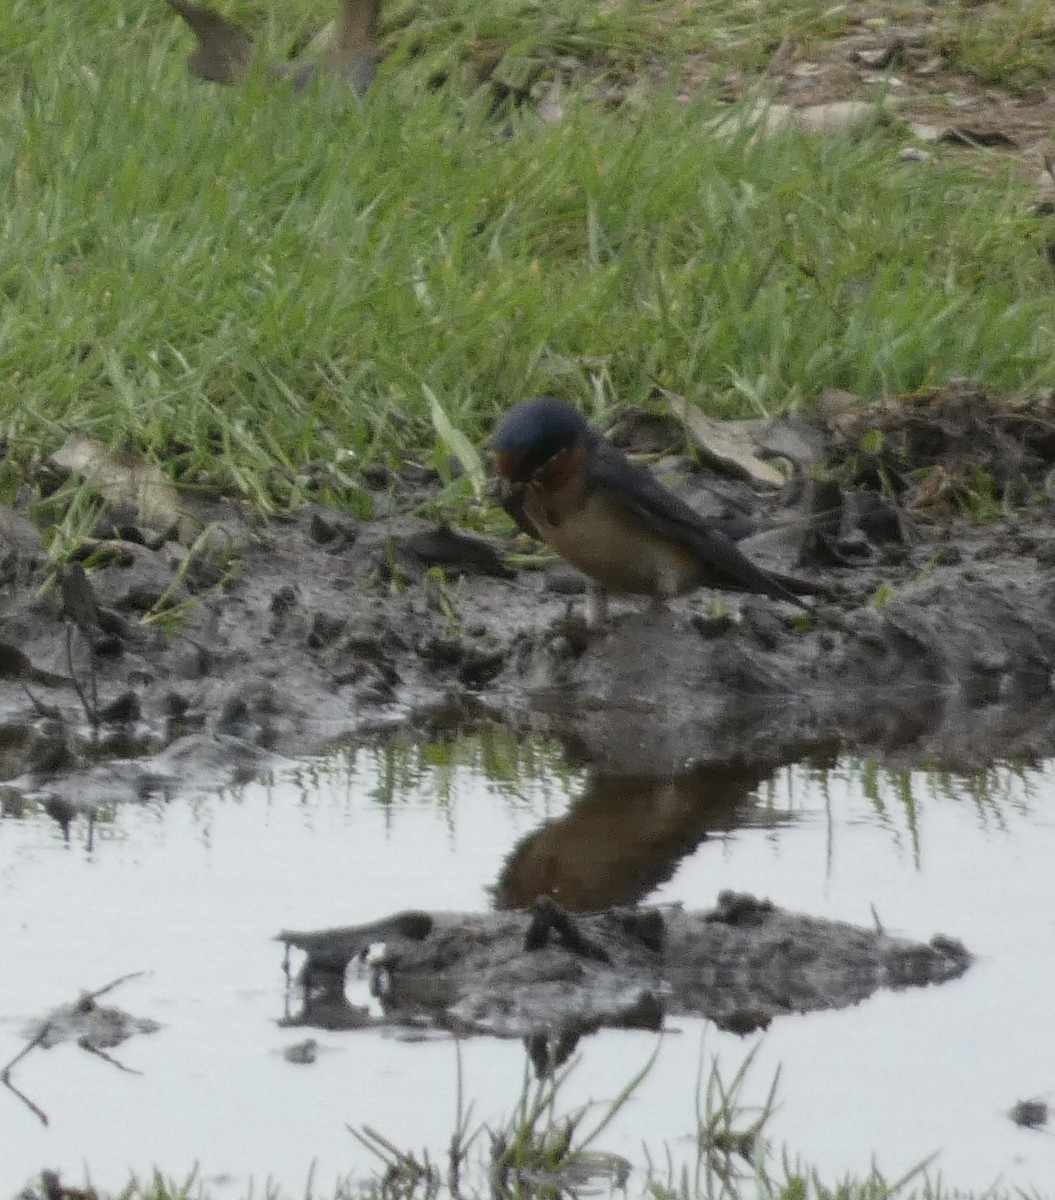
283,727 -> 579,814
854,759 -> 1036,827
0,790 -> 122,853
53,1045 -> 1023,1200
279,739 -> 1044,868
371,728 -> 574,809
740,754 -> 1040,874
847,758 -> 1038,869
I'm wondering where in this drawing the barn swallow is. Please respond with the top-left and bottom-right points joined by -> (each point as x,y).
491,397 -> 819,624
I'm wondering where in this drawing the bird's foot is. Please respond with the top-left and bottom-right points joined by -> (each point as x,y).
647,594 -> 670,616
584,584 -> 609,630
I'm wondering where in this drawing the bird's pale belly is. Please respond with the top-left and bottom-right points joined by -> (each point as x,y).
530,492 -> 699,597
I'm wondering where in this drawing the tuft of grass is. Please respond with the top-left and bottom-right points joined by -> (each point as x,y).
383,0 -> 856,89
932,0 -> 1055,95
17,1046 -> 1037,1200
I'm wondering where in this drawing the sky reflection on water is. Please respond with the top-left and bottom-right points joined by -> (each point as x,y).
1,731 -> 1053,1196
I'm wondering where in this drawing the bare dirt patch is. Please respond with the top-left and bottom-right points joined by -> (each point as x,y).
677,1 -> 1055,189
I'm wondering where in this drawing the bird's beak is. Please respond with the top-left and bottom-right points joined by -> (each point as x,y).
491,449 -> 524,482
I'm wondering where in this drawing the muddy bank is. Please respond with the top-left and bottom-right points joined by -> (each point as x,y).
514,561 -> 1055,773
279,891 -> 970,1041
5,387 -> 1055,802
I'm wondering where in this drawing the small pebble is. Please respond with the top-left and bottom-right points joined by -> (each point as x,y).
283,1038 -> 318,1065
1009,1099 -> 1049,1129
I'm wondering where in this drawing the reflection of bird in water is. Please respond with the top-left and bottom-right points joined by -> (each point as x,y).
491,397 -> 821,626
493,760 -> 776,912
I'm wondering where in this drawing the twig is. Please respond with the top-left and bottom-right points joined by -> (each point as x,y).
1,1023 -> 53,1128
1,973 -> 147,1125
871,903 -> 885,934
86,970 -> 147,1002
19,681 -> 57,718
64,624 -> 99,731
1,1073 -> 48,1126
0,1022 -> 52,1079
77,1039 -> 142,1075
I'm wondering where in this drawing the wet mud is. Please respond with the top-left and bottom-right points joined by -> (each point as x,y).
5,386 -> 1055,808
279,891 -> 970,1041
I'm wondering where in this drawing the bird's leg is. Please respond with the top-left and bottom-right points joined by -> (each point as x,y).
647,594 -> 670,620
646,567 -> 678,621
584,583 -> 609,630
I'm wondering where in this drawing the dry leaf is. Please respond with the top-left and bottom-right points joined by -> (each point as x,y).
907,121 -> 942,143
663,392 -> 786,489
851,41 -> 905,71
50,434 -> 200,544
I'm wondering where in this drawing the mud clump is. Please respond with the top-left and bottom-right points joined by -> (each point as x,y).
279,891 -> 970,1039
823,380 -> 1055,515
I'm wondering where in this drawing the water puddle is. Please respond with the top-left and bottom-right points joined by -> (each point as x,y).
1,730 -> 1054,1195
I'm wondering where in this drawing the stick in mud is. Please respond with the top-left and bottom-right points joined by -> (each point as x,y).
76,1040 -> 143,1075
0,972 -> 149,1126
1,1024 -> 53,1126
64,624 -> 99,732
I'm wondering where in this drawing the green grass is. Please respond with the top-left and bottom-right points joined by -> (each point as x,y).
18,1049 -> 1038,1200
933,0 -> 1055,95
3,0 -> 1055,516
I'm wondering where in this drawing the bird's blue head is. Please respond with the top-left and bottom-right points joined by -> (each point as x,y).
490,397 -> 592,484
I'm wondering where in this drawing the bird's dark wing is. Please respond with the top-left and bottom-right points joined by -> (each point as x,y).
584,441 -> 811,607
